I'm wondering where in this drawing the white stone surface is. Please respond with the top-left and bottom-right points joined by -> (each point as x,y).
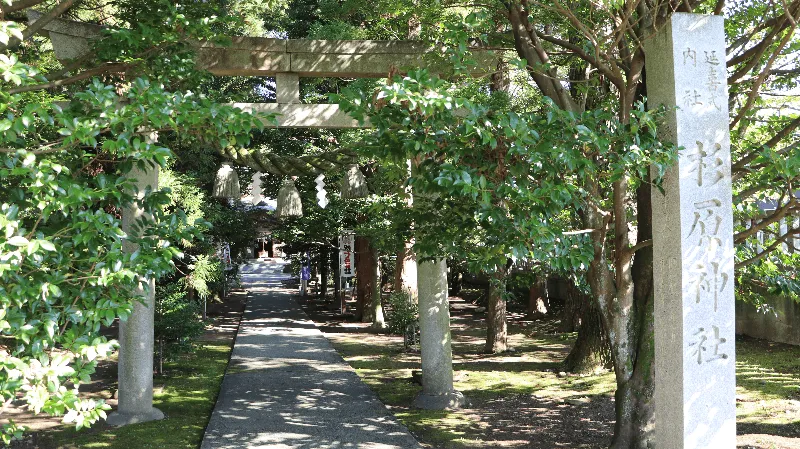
108,165 -> 164,426
275,73 -> 301,104
413,259 -> 465,409
32,13 -> 492,78
232,103 -> 366,128
647,13 -> 736,449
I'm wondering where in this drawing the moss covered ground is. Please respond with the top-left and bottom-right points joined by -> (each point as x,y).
307,294 -> 800,449
7,291 -> 247,449
50,342 -> 231,449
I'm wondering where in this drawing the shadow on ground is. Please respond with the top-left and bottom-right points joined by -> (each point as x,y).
298,288 -> 800,449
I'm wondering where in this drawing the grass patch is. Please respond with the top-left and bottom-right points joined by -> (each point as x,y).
325,327 -> 617,448
395,409 -> 480,448
735,336 -> 800,435
43,342 -> 231,449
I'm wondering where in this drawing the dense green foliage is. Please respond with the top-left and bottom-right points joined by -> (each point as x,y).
0,1 -> 269,441
1,0 -> 797,447
44,341 -> 234,448
385,291 -> 418,340
154,284 -> 205,367
337,69 -> 678,273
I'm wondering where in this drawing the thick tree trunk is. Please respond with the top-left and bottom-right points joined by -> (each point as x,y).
609,314 -> 654,449
563,277 -> 612,373
585,180 -> 654,449
355,236 -> 373,322
581,180 -> 652,448
563,299 -> 611,373
559,278 -> 584,332
610,182 -> 656,449
393,240 -> 418,302
484,265 -> 509,353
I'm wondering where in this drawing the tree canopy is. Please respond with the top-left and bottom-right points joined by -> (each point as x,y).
0,0 -> 797,447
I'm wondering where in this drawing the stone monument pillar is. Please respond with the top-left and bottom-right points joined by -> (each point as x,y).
646,13 -> 736,449
413,259 -> 465,409
107,163 -> 164,426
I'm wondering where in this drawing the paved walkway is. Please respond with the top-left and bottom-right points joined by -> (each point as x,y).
201,259 -> 422,449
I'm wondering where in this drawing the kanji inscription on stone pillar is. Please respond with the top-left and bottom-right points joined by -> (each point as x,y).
646,13 -> 736,449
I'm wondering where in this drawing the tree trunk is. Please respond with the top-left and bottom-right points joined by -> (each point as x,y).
610,182 -> 656,449
450,269 -> 463,296
562,276 -> 612,373
609,314 -> 654,449
393,239 -> 418,302
319,250 -> 328,299
559,277 -> 584,332
581,184 -> 645,448
526,273 -> 548,318
158,339 -> 163,375
355,236 -> 369,321
332,244 -> 342,313
563,299 -> 611,373
484,265 -> 509,353
585,180 -> 655,449
370,251 -> 386,329
393,247 -> 405,291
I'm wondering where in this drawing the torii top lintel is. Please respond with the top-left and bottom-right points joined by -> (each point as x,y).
197,37 -> 481,78
32,12 -> 493,79
32,12 -> 495,130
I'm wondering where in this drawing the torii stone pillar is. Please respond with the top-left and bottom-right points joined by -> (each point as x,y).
107,157 -> 164,426
647,13 -> 736,448
413,259 -> 466,409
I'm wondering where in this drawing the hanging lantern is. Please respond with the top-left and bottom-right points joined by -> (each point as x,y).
276,178 -> 303,218
212,162 -> 241,199
340,164 -> 368,199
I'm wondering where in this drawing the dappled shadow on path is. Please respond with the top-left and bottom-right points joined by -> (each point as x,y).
295,284 -> 800,449
203,381 -> 419,449
739,422 -> 800,439
201,260 -> 421,449
450,394 -> 615,449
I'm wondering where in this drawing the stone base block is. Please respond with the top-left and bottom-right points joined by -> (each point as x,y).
106,407 -> 164,426
413,391 -> 467,410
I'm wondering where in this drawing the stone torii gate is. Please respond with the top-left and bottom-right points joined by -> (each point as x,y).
37,13 -> 480,424
38,12 -> 738,448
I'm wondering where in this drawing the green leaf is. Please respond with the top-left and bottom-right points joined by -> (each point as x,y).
7,236 -> 28,247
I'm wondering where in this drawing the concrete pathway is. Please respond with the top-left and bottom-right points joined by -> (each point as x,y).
201,259 -> 422,449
